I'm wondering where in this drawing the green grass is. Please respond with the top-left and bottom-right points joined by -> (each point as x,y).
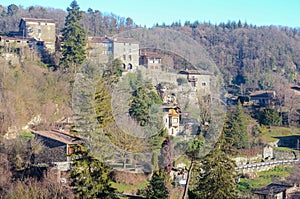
237,166 -> 292,192
111,180 -> 148,194
263,126 -> 300,143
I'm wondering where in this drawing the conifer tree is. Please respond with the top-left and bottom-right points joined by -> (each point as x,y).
145,171 -> 169,199
70,145 -> 118,199
224,101 -> 249,149
189,133 -> 237,199
60,0 -> 86,73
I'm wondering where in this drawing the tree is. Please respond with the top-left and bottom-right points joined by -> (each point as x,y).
70,145 -> 118,199
224,101 -> 249,149
258,108 -> 282,126
145,171 -> 169,199
94,79 -> 114,129
103,59 -> 124,85
189,133 -> 237,199
182,137 -> 204,199
129,83 -> 162,126
7,4 -> 18,16
159,136 -> 173,173
60,0 -> 86,73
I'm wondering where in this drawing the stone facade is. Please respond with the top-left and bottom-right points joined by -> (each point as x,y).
31,130 -> 83,164
19,18 -> 56,52
112,37 -> 139,71
87,36 -> 139,71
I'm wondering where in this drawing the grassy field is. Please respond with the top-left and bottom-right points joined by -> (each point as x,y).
263,126 -> 300,143
237,166 -> 292,193
111,180 -> 148,194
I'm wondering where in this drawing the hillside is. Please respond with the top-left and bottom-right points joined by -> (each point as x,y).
0,58 -> 71,136
1,4 -> 300,91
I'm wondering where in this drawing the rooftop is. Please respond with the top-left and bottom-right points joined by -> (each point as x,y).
21,17 -> 55,24
249,90 -> 276,98
31,129 -> 84,145
253,183 -> 293,195
178,69 -> 212,75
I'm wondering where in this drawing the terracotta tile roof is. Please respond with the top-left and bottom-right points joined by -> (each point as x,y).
31,129 -> 84,145
140,52 -> 161,58
21,17 -> 55,24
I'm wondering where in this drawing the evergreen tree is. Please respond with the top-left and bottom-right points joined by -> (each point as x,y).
129,83 -> 161,126
94,79 -> 114,129
145,171 -> 169,199
258,108 -> 282,126
159,136 -> 173,173
189,133 -> 237,199
70,145 -> 118,199
60,0 -> 86,73
102,59 -> 124,85
224,101 -> 249,149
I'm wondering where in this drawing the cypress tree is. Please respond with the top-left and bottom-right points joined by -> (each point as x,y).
60,0 -> 86,73
224,101 -> 249,149
189,133 -> 237,199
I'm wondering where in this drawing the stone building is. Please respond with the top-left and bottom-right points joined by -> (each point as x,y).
253,183 -> 300,199
139,51 -> 162,69
178,70 -> 211,95
87,36 -> 139,71
19,18 -> 56,52
162,105 -> 181,136
31,129 -> 84,164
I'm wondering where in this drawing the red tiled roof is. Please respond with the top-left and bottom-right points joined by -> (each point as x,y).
140,52 -> 161,58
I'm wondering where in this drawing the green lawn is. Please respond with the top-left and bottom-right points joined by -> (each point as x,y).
263,126 -> 300,143
237,166 -> 292,193
111,180 -> 148,194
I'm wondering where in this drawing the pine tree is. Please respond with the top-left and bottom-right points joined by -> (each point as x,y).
60,0 -> 86,73
189,133 -> 238,199
70,145 -> 118,199
224,101 -> 249,149
145,171 -> 169,199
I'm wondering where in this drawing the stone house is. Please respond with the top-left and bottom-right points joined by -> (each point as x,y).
178,70 -> 211,95
19,18 -> 56,52
250,90 -> 276,107
139,51 -> 162,69
31,129 -> 84,165
253,183 -> 300,199
87,36 -> 139,71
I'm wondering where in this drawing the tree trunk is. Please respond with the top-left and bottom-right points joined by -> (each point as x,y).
182,158 -> 194,199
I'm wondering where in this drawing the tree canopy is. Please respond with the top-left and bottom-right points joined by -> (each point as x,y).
60,0 -> 87,73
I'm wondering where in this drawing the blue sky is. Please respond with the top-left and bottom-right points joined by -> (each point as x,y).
2,0 -> 300,28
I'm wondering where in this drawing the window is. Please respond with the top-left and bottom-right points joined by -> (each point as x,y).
38,29 -> 41,33
102,50 -> 112,55
129,55 -> 132,61
202,82 -> 207,86
123,55 -> 126,60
